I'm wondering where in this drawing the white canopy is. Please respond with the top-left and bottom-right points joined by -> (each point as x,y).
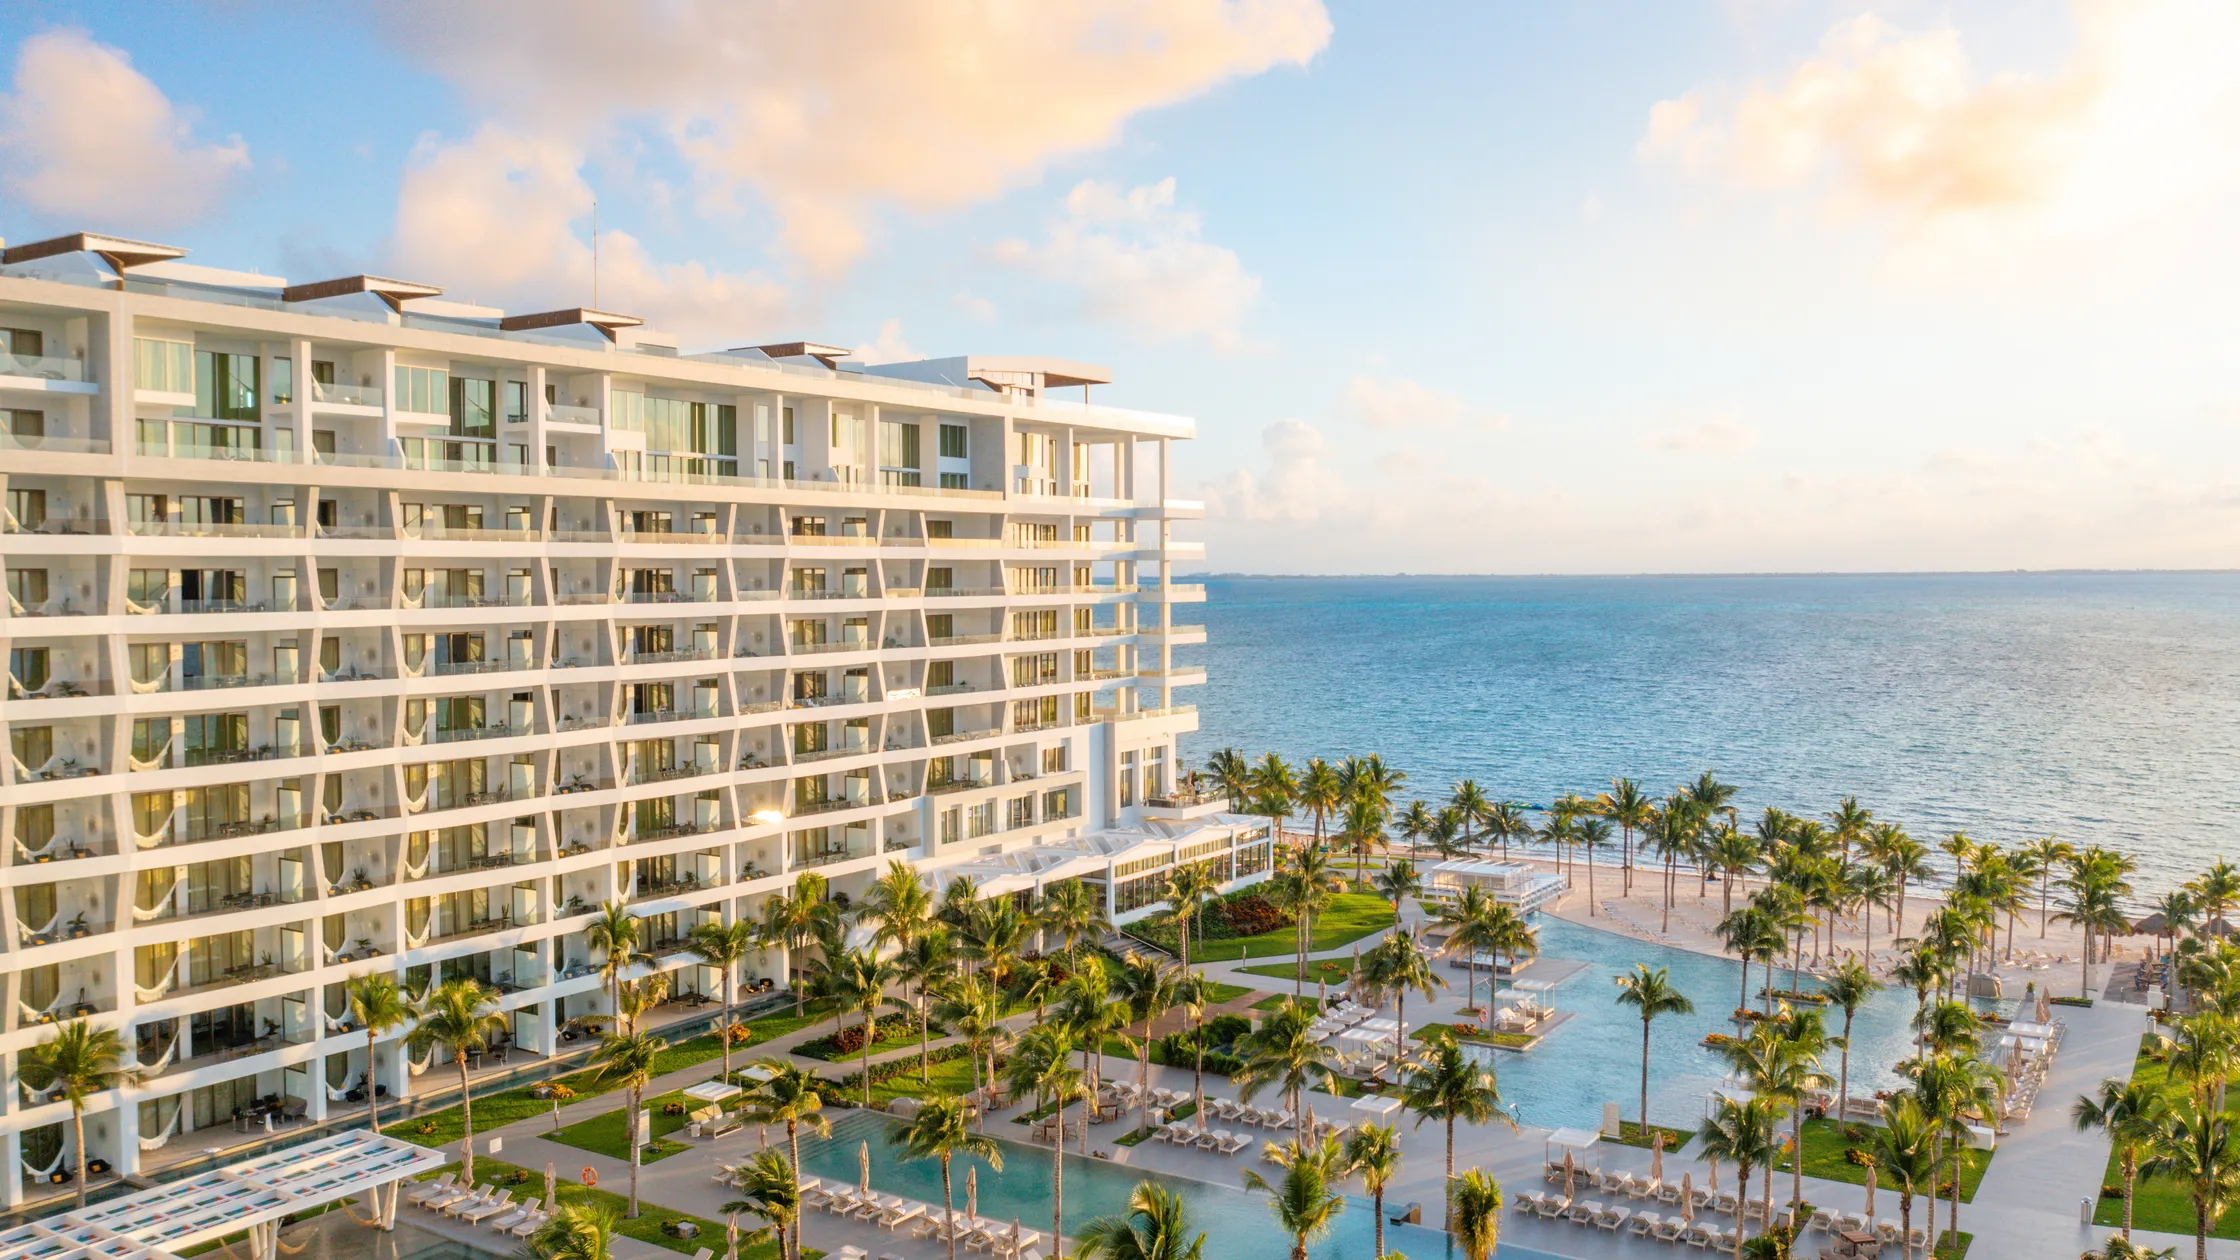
1352,1094 -> 1405,1118
684,1080 -> 742,1103
1547,1128 -> 1602,1154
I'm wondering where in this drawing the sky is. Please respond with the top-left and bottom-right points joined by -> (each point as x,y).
2,1 -> 2237,574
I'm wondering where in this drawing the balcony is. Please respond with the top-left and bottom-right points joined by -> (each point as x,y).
629,762 -> 713,787
18,915 -> 114,948
1,352 -> 87,384
622,647 -> 721,666
7,677 -> 111,701
426,658 -> 529,678
931,727 -> 1003,746
630,875 -> 709,902
424,723 -> 522,745
178,672 -> 283,693
311,379 -> 383,407
177,599 -> 277,615
793,743 -> 868,764
547,402 -> 600,427
128,521 -> 302,540
625,708 -> 716,727
627,820 -> 706,844
181,745 -> 293,769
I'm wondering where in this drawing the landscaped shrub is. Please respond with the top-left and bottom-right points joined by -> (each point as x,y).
798,1012 -> 931,1060
836,1042 -> 982,1090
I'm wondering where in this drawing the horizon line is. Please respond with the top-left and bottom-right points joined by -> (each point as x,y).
1179,567 -> 2240,580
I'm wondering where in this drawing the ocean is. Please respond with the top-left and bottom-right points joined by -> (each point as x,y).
1177,572 -> 2240,895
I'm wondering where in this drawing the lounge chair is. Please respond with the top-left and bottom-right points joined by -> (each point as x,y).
455,1190 -> 515,1223
1597,1206 -> 1631,1231
1510,1191 -> 1542,1216
422,1183 -> 488,1213
1536,1196 -> 1567,1219
507,1212 -> 550,1239
1656,1182 -> 1684,1205
486,1199 -> 541,1231
1626,1211 -> 1659,1236
403,1173 -> 457,1203
1217,1131 -> 1252,1154
1628,1178 -> 1660,1201
1806,1208 -> 1834,1232
880,1201 -> 927,1231
1653,1216 -> 1687,1242
1566,1199 -> 1603,1225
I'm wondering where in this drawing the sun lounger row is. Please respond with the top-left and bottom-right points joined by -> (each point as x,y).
1151,1124 -> 1253,1153
400,1174 -> 554,1239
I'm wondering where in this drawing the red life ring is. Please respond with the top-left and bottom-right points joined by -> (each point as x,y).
582,1167 -> 597,1187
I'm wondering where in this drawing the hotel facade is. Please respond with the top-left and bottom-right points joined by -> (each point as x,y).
0,233 -> 1262,1202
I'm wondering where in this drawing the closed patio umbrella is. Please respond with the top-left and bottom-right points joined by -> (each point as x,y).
858,1140 -> 870,1195
725,1214 -> 739,1260
1863,1163 -> 1877,1216
545,1162 -> 556,1213
1010,1219 -> 1023,1256
1649,1134 -> 1664,1186
1707,1153 -> 1719,1195
1562,1150 -> 1576,1202
1679,1173 -> 1694,1223
967,1167 -> 977,1220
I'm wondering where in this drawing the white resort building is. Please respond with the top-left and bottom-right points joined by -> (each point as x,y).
1420,858 -> 1567,916
0,232 -> 1252,1203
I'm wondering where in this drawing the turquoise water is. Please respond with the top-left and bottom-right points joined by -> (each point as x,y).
796,1110 -> 1561,1260
1181,573 -> 2240,894
1472,914 -> 1951,1133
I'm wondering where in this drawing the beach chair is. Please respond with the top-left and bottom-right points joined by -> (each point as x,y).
880,1200 -> 926,1231
1652,1216 -> 1687,1242
1218,1131 -> 1252,1154
1806,1207 -> 1834,1232
1510,1191 -> 1541,1216
1597,1206 -> 1631,1231
1628,1177 -> 1660,1201
1656,1181 -> 1684,1205
402,1173 -> 457,1203
486,1199 -> 540,1232
1565,1199 -> 1603,1225
1627,1211 -> 1659,1236
1683,1221 -> 1716,1248
456,1190 -> 516,1223
507,1212 -> 550,1239
1536,1196 -> 1567,1219
422,1183 -> 487,1213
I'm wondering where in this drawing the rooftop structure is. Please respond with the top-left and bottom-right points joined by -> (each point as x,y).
0,231 -> 1223,1206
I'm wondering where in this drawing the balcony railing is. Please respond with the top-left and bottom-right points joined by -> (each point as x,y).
931,727 -> 1003,745
2,353 -> 87,382
311,379 -> 383,407
178,599 -> 275,615
426,722 -> 521,744
179,672 -> 282,692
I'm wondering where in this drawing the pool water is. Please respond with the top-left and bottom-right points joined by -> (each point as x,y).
797,1110 -> 1566,1260
1477,913 -> 2000,1132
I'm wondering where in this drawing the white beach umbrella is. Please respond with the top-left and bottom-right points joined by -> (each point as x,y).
1563,1150 -> 1576,1201
1864,1163 -> 1877,1216
858,1140 -> 870,1195
967,1167 -> 977,1219
1649,1136 -> 1664,1186
1679,1173 -> 1694,1223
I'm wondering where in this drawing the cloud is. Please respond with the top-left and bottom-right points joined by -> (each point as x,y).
1639,0 -> 2240,238
1644,414 -> 1758,454
392,125 -> 785,346
0,29 -> 249,229
952,291 -> 998,322
850,318 -> 919,365
369,0 -> 1329,274
1200,418 -> 1343,521
993,177 -> 1260,350
1341,375 -> 1508,432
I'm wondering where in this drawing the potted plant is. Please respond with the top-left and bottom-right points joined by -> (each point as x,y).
65,911 -> 89,939
356,937 -> 377,956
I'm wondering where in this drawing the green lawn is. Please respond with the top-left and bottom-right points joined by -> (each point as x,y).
396,1003 -> 832,1152
548,1089 -> 697,1163
1935,1229 -> 1973,1258
1239,958 -> 1356,985
2091,1041 -> 2240,1237
1157,893 -> 1394,964
1252,993 -> 1316,1013
1777,1118 -> 1994,1203
864,1052 -> 983,1107
1608,1121 -> 1694,1151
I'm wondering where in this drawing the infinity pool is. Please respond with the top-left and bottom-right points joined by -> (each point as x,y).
1478,913 -> 2002,1132
797,1110 -> 1564,1260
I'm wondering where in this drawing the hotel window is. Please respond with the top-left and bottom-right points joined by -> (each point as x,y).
270,356 -> 293,405
6,409 -> 43,439
134,338 -> 193,392
1043,787 -> 1075,820
394,365 -> 450,415
2,328 -> 43,358
1011,610 -> 1059,640
6,567 -> 46,610
1012,695 -> 1059,731
1007,795 -> 1035,829
504,380 -> 528,423
939,423 -> 968,458
940,808 -> 960,846
450,377 -> 495,437
879,419 -> 921,487
194,351 -> 259,421
927,660 -> 955,689
926,614 -> 954,640
609,389 -> 646,432
8,488 -> 44,530
1011,652 -> 1059,686
9,723 -> 52,769
1120,751 -> 1138,807
782,406 -> 796,446
1043,745 -> 1069,774
966,801 -> 995,839
926,567 -> 953,592
940,473 -> 969,489
9,648 -> 50,696
928,708 -> 955,739
927,519 -> 953,539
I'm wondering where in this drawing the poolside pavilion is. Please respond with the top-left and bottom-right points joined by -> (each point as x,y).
0,1132 -> 445,1260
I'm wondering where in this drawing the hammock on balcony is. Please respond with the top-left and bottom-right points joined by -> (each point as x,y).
407,1046 -> 433,1077
136,1103 -> 184,1151
134,805 -> 182,849
20,1149 -> 64,1178
136,1030 -> 182,1075
404,918 -> 433,950
16,990 -> 65,1024
135,955 -> 184,1002
128,676 -> 168,695
14,833 -> 67,861
127,734 -> 173,765
16,911 -> 58,943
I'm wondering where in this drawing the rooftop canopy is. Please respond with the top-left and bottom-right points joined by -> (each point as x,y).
1,233 -> 187,272
0,1132 -> 445,1260
281,274 -> 444,309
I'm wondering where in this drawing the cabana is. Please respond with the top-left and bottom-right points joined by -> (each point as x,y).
1545,1128 -> 1603,1171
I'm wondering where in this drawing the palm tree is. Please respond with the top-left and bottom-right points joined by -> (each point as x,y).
719,1149 -> 801,1260
2194,859 -> 2240,937
1076,1182 -> 1208,1260
1822,958 -> 1881,1117
862,857 -> 933,950
585,899 -> 641,1030
1112,953 -> 1179,1139
345,972 -> 412,1134
1006,1024 -> 1087,1254
1251,752 -> 1298,845
1395,800 -> 1435,856
1433,885 -> 1501,1017
1485,903 -> 1540,977
759,870 -> 838,1016
1448,779 -> 1492,851
931,971 -> 1007,1128
1242,1136 -> 1348,1260
818,946 -> 892,1110
1485,800 -> 1532,861
1338,794 -> 1388,880
1697,1096 -> 1784,1260
1599,776 -> 1653,895
1174,969 -> 1214,1121
2142,1099 -> 2240,1260
1402,1039 -> 1512,1228
406,978 -> 507,1182
1234,1000 -> 1336,1145
1357,925 -> 1446,1068
734,1058 -> 830,1260
18,1021 -> 141,1207
1371,858 -> 1420,922
2084,1238 -> 2181,1260
1299,758 -> 1344,847
1706,823 -> 1762,918
687,917 -> 760,1085
1613,964 -> 1694,1136
2019,836 -> 2076,937
892,1095 -> 1002,1260
1877,827 -> 1933,937
1040,877 -> 1112,967
1207,747 -> 1252,811
1448,1168 -> 1504,1260
2075,1077 -> 2171,1241
527,1203 -> 618,1260
889,928 -> 952,1082
1578,817 -> 1613,914
1166,860 -> 1219,976
1718,905 -> 1782,1016
1870,1096 -> 1949,1260
1343,1123 -> 1403,1259
1279,843 -> 1345,996
591,1026 -> 667,1217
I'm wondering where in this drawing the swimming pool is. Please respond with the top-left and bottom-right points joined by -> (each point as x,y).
1476,913 -> 1997,1132
796,1109 -> 1568,1260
